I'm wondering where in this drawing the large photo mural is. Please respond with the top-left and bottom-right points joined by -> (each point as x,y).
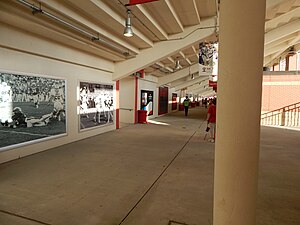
79,82 -> 114,130
0,70 -> 66,150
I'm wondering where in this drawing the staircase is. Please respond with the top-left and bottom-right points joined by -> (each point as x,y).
261,102 -> 300,127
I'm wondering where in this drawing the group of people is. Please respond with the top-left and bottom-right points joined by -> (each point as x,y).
1,100 -> 65,129
0,74 -> 66,128
182,96 -> 217,143
79,86 -> 114,124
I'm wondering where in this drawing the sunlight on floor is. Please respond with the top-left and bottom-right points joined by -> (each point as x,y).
262,125 -> 300,132
147,120 -> 170,126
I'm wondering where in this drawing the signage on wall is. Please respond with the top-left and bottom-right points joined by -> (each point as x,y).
141,90 -> 153,116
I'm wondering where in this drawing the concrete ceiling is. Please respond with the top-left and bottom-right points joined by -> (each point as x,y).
1,0 -> 300,95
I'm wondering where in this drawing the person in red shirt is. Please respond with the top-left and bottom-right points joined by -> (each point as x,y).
207,98 -> 216,143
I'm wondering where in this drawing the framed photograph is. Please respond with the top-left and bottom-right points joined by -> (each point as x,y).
0,70 -> 67,151
79,81 -> 114,130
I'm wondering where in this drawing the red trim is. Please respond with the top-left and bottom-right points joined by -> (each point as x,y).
209,80 -> 217,87
116,80 -> 120,129
128,0 -> 159,6
134,76 -> 138,124
158,90 -> 160,115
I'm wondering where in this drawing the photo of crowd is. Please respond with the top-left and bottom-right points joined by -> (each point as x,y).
79,82 -> 114,130
0,71 -> 66,150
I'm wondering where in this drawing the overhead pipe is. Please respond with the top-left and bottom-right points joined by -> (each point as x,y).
16,0 -> 134,57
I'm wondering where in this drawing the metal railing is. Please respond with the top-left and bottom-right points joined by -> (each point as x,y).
261,102 -> 300,127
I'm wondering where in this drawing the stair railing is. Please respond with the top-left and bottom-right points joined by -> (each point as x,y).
261,102 -> 300,127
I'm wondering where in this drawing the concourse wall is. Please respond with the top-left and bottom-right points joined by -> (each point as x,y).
262,72 -> 300,112
0,22 -> 116,163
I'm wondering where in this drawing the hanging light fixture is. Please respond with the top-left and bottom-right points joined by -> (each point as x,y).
124,9 -> 134,37
174,58 -> 180,70
189,66 -> 194,79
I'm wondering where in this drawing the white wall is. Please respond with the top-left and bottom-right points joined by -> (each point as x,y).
119,77 -> 135,125
0,23 -> 116,163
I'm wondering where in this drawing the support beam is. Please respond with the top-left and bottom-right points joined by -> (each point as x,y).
264,33 -> 300,65
112,18 -> 215,81
155,62 -> 174,73
192,45 -> 199,59
158,63 -> 199,86
187,80 -> 209,92
164,0 -> 184,32
265,6 -> 300,32
180,51 -> 192,65
213,1 -> 266,225
265,18 -> 300,45
173,76 -> 208,91
39,0 -> 141,54
194,88 -> 214,96
136,4 -> 169,40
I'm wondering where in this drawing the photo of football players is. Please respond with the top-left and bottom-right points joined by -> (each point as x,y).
79,82 -> 114,130
0,71 -> 66,150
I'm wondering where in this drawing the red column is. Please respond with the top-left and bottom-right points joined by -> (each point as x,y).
116,80 -> 120,129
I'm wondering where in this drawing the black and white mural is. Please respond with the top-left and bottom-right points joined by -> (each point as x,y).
79,81 -> 114,130
0,70 -> 66,150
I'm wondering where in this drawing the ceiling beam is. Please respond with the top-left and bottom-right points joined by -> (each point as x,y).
179,51 -> 192,65
173,76 -> 209,91
91,0 -> 154,48
264,33 -> 300,65
265,6 -> 300,32
265,18 -> 300,45
164,0 -> 184,32
158,63 -> 199,86
135,4 -> 168,40
264,34 -> 295,52
39,0 -> 141,54
112,18 -> 216,81
187,80 -> 209,91
266,0 -> 300,20
191,45 -> 199,58
194,88 -> 214,95
192,0 -> 201,24
155,62 -> 174,73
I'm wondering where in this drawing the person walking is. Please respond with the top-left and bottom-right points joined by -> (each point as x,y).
207,98 -> 216,142
183,96 -> 190,116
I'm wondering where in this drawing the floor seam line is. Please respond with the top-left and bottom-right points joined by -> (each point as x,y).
118,120 -> 205,225
0,209 -> 52,225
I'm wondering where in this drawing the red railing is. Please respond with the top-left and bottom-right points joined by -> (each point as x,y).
261,102 -> 300,127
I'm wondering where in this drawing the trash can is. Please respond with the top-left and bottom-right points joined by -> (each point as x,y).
179,104 -> 184,111
138,110 -> 147,123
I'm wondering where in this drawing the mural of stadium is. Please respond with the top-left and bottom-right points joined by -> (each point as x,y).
0,70 -> 66,150
79,81 -> 114,130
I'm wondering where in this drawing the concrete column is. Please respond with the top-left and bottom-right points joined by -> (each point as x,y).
213,1 -> 266,225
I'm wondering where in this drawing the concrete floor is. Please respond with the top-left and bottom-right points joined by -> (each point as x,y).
0,107 -> 299,225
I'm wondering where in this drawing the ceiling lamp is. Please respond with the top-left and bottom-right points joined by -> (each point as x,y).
174,58 -> 180,70
124,10 -> 134,37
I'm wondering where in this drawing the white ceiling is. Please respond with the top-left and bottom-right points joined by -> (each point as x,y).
1,0 -> 300,95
